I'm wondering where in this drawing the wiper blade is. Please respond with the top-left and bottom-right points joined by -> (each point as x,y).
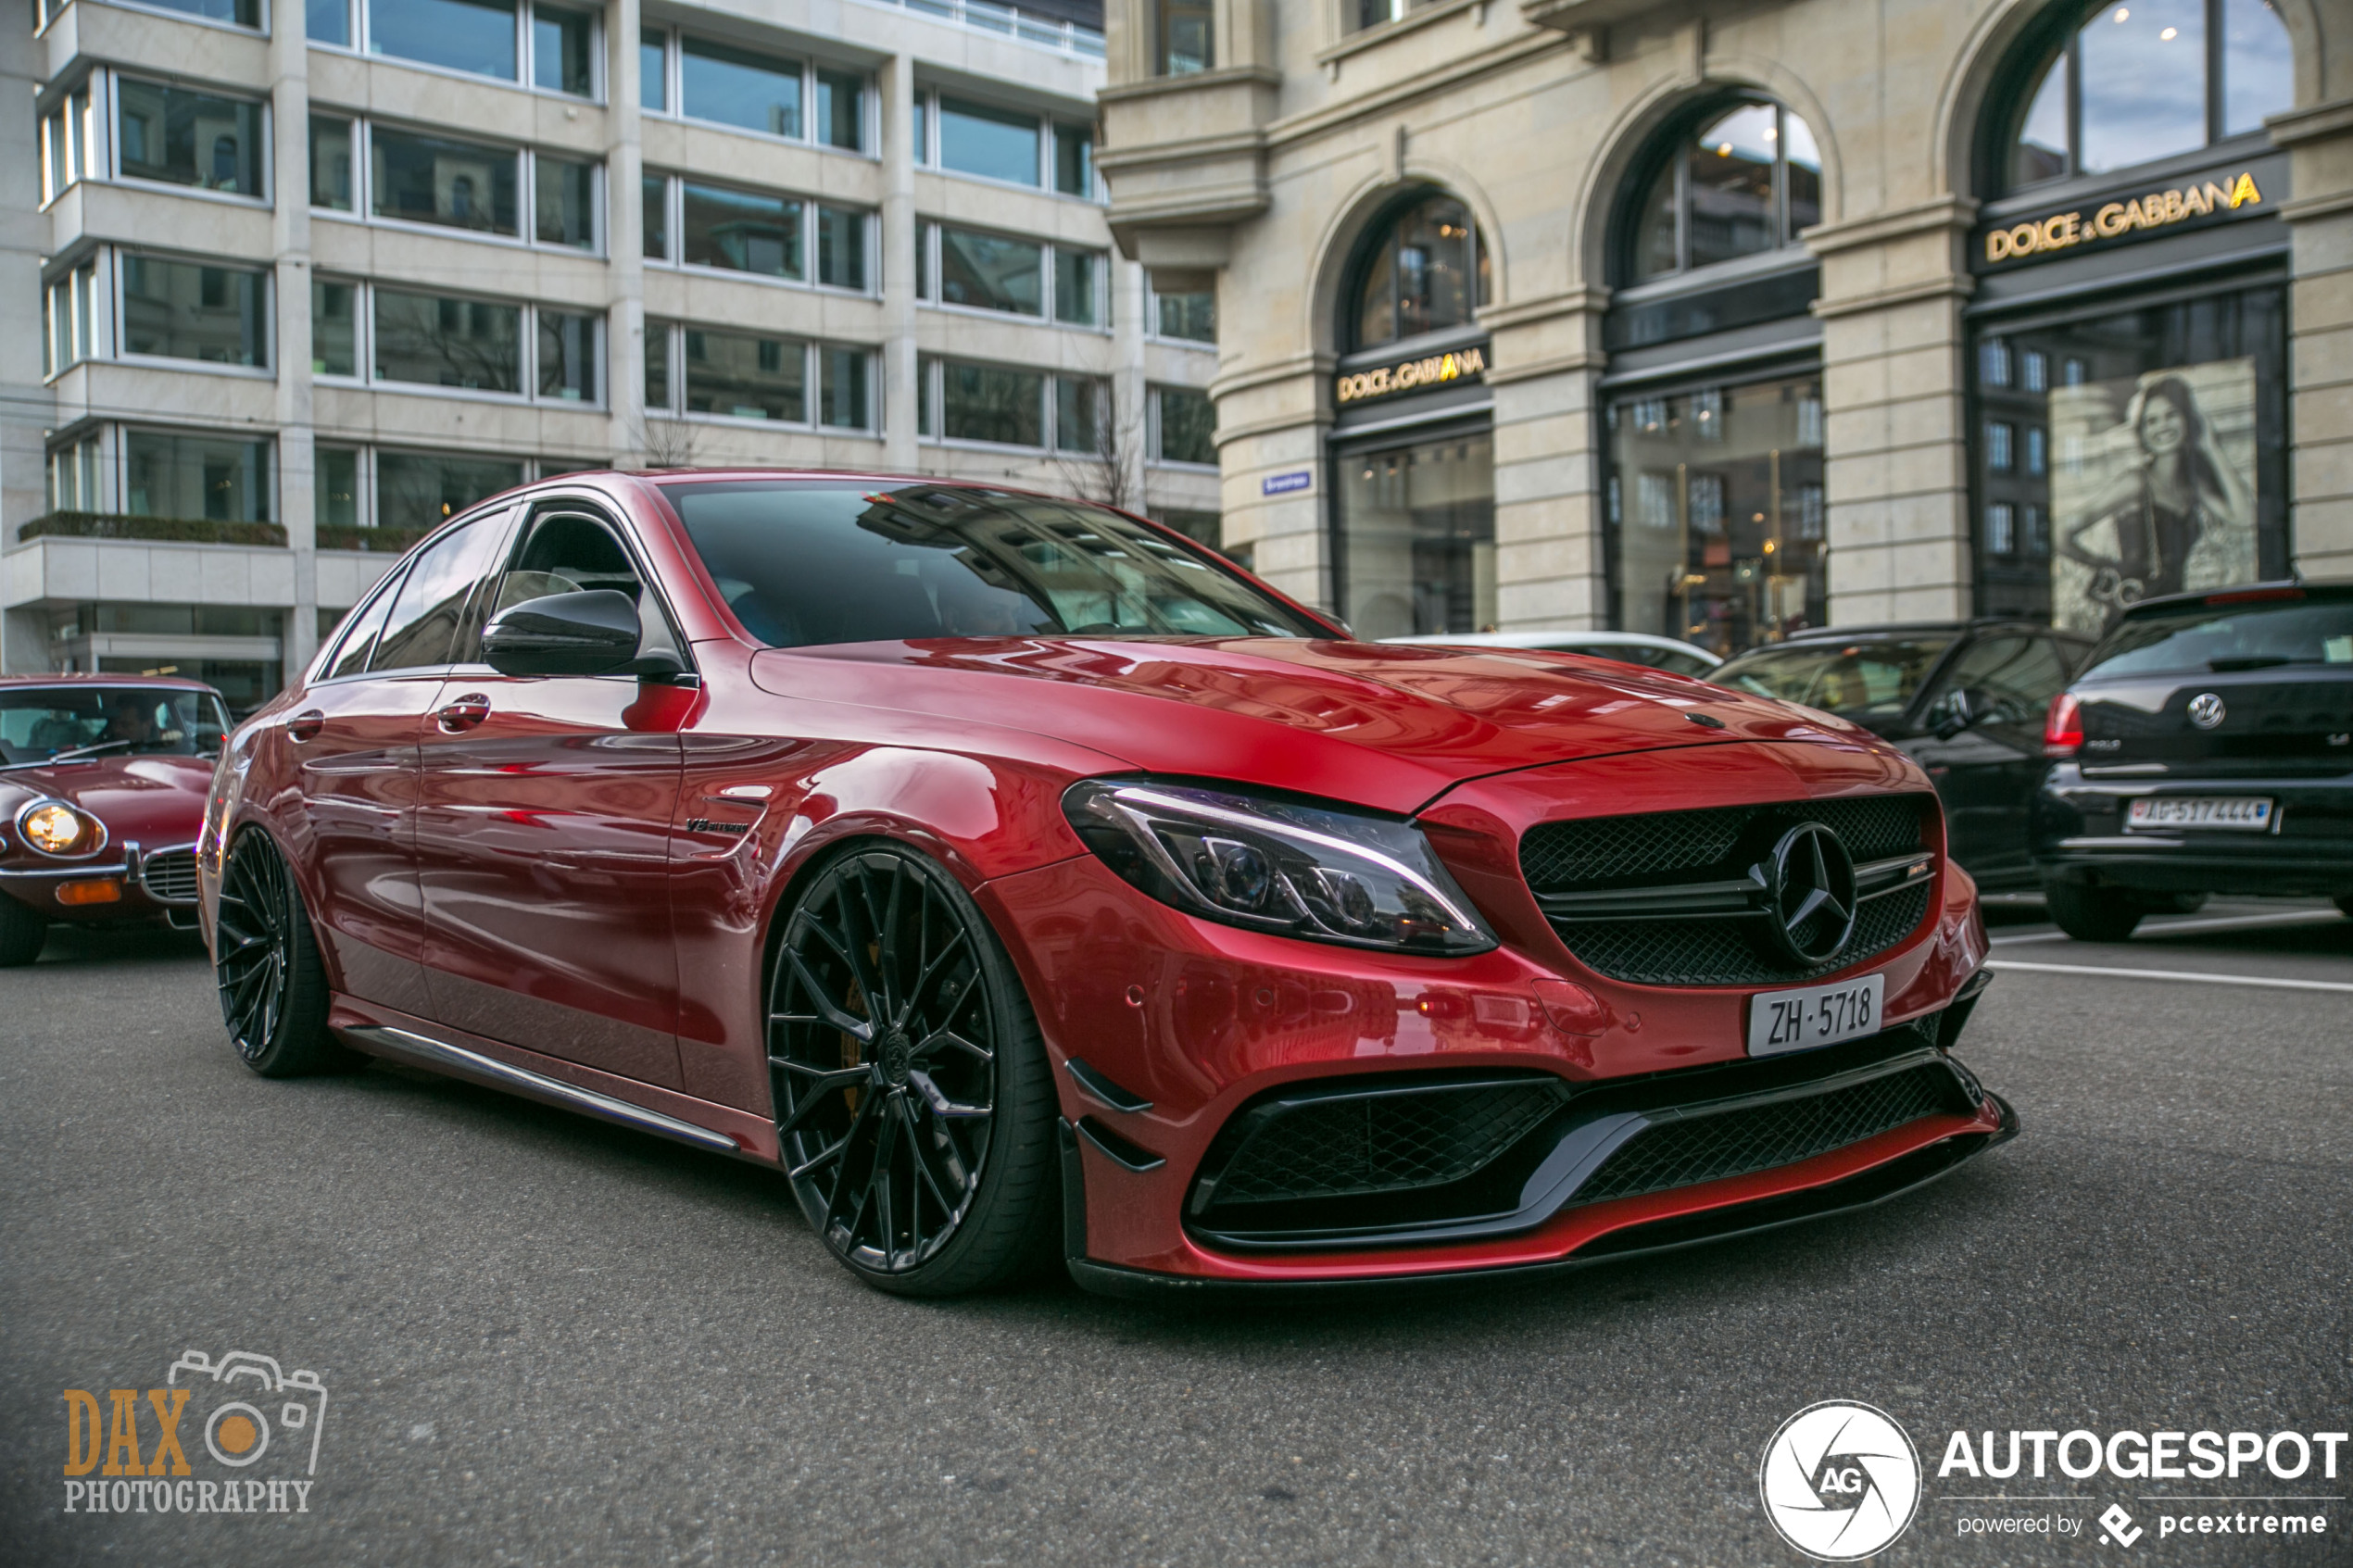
41,738 -> 134,763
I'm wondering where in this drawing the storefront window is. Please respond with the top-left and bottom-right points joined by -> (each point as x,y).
2005,0 -> 2292,191
1335,432 -> 1494,639
1605,376 -> 1825,656
1627,100 -> 1821,282
1349,193 -> 1489,351
1970,284 -> 2285,633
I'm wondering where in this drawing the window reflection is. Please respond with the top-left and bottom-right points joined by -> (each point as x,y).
1350,192 -> 1487,351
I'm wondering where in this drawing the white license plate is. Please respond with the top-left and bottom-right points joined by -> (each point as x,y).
2126,796 -> 2274,831
1748,973 -> 1886,1058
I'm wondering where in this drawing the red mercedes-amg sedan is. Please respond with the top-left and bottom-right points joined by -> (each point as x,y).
199,472 -> 2014,1297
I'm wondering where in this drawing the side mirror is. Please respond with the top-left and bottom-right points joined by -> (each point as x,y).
1931,688 -> 1975,740
482,590 -> 642,677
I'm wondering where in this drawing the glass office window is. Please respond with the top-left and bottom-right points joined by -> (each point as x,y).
373,288 -> 522,391
682,182 -> 800,277
377,451 -> 525,530
371,0 -> 519,81
1155,386 -> 1214,464
316,446 -> 361,529
642,173 -> 668,258
940,361 -> 1042,446
816,69 -> 864,151
938,97 -> 1037,185
309,115 -> 354,209
313,282 -> 358,374
372,126 -> 519,234
682,37 -> 801,138
816,206 -> 865,289
1156,290 -> 1214,342
1053,248 -> 1098,325
820,346 -> 869,430
535,153 -> 597,248
640,29 -> 668,111
123,430 -> 272,521
534,5 -> 594,96
141,0 -> 260,26
684,327 -> 806,420
644,320 -> 673,410
938,228 -> 1040,315
537,309 -> 598,402
1056,377 -> 1104,454
120,257 -> 269,368
308,0 -> 351,45
1053,122 -> 1093,196
1155,0 -> 1211,74
117,82 -> 264,195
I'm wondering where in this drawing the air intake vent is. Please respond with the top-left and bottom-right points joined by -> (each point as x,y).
140,848 -> 200,906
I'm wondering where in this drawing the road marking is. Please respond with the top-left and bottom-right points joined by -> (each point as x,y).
1986,959 -> 2353,994
1991,909 -> 2347,946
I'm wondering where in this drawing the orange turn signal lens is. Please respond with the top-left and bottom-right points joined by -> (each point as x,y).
55,878 -> 121,907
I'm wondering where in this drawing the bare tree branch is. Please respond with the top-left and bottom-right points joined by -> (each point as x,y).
1051,381 -> 1145,515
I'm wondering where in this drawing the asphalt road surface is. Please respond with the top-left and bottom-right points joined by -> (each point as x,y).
4,898 -> 2348,1566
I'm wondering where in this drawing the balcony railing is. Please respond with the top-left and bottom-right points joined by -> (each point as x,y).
886,0 -> 1105,56
18,512 -> 287,547
317,523 -> 432,553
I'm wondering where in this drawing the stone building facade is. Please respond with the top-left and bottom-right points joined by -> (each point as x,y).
1099,0 -> 2352,654
6,0 -> 1221,706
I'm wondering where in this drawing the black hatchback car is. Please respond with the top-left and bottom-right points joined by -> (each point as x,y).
2033,582 -> 2353,940
1711,620 -> 2093,888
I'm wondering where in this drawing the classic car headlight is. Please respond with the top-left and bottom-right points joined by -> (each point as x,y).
1063,779 -> 1496,955
18,798 -> 102,858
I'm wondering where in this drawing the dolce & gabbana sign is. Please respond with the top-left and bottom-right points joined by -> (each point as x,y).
1335,344 -> 1488,405
1977,159 -> 2280,269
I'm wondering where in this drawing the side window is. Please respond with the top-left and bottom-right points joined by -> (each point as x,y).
323,569 -> 407,680
1933,636 -> 2067,725
490,509 -> 685,666
370,520 -> 512,673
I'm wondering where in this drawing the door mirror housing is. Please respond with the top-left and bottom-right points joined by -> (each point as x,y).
1931,687 -> 1975,740
482,590 -> 643,677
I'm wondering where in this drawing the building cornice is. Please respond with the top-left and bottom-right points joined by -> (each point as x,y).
1265,29 -> 1579,152
1810,274 -> 1975,321
1098,65 -> 1282,105
1478,286 -> 1611,329
1803,195 -> 1979,257
2264,94 -> 2353,149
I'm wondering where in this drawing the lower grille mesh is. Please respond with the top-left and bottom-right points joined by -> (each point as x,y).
1213,1083 -> 1561,1206
1558,884 -> 1933,987
1574,1063 -> 1955,1206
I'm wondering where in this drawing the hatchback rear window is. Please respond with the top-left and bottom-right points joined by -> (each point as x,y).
661,481 -> 1326,647
2082,596 -> 2353,679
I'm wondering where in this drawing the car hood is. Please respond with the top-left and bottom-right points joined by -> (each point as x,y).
0,754 -> 215,847
751,637 -> 1879,813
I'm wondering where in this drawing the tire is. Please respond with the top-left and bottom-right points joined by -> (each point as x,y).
767,843 -> 1058,1298
214,830 -> 359,1076
2042,879 -> 2146,943
0,896 -> 47,967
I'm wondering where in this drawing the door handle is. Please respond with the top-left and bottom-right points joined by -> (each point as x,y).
285,709 -> 324,742
436,694 -> 492,732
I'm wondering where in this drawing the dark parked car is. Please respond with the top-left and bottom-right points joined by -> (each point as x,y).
1711,621 -> 2092,888
2033,582 -> 2353,940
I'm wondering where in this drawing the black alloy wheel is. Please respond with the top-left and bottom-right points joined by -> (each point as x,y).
768,844 -> 1056,1296
215,831 -> 351,1076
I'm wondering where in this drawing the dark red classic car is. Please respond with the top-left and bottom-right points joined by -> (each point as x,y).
201,472 -> 2013,1298
0,676 -> 228,964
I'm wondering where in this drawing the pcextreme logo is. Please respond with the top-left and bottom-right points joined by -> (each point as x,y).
1759,1401 -> 1923,1561
61,1348 -> 327,1516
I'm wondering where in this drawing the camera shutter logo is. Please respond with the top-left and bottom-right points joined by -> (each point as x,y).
2188,692 -> 2227,729
1758,1400 -> 1921,1561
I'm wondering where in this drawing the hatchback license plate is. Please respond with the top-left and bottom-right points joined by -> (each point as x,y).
1748,973 -> 1885,1058
2126,796 -> 2273,831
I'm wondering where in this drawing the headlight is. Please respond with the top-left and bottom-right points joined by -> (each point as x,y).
18,799 -> 100,857
1063,779 -> 1496,955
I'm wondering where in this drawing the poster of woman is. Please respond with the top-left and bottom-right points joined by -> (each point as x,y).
2048,360 -> 2259,635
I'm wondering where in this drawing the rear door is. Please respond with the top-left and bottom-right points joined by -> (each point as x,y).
412,502 -> 692,1086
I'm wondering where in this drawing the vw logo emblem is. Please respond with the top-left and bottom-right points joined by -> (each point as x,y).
2188,692 -> 2227,729
1763,822 -> 1857,966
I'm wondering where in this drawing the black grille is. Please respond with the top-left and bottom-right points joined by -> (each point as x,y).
1519,795 -> 1934,986
1575,1063 -> 1955,1206
1211,1081 -> 1561,1206
140,848 -> 199,905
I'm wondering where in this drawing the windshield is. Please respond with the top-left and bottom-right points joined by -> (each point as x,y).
2084,596 -> 2353,679
661,481 -> 1327,647
1710,636 -> 1956,717
0,685 -> 231,766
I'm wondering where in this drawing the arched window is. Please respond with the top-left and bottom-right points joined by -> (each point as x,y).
2004,0 -> 2293,192
1624,98 -> 1821,284
1347,191 -> 1490,352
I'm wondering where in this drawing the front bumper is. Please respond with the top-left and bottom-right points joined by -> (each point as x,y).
2033,766 -> 2353,897
981,748 -> 1998,1288
0,843 -> 202,925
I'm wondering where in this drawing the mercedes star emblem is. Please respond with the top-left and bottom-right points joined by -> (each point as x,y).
1763,822 -> 1858,966
2187,692 -> 2228,729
